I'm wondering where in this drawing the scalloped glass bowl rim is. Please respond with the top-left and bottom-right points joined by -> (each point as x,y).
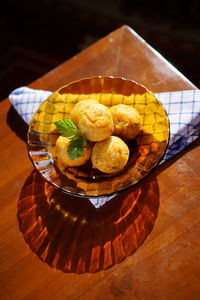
27,75 -> 170,198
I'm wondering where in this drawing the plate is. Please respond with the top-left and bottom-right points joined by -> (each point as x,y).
28,76 -> 169,197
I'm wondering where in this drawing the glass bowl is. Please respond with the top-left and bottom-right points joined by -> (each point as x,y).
28,76 -> 169,197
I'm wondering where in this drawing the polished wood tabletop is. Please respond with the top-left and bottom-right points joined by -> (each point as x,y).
0,25 -> 199,299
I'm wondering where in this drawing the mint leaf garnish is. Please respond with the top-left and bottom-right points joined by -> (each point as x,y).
67,136 -> 87,160
54,118 -> 87,160
54,118 -> 81,139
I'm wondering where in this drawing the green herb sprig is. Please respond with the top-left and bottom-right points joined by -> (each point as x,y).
54,118 -> 87,160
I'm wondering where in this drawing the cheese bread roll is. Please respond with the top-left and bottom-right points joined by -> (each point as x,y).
110,104 -> 141,141
56,136 -> 92,167
78,103 -> 114,142
91,136 -> 129,173
70,99 -> 98,126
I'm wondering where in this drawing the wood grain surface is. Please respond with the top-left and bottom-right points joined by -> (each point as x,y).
0,25 -> 199,300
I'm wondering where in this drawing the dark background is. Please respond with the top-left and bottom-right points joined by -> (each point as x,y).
1,0 -> 200,100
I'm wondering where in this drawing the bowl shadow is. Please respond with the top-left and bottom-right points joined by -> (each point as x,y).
7,106 -> 28,142
17,170 -> 160,273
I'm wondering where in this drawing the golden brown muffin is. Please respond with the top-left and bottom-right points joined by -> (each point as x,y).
110,104 -> 141,141
55,136 -> 92,167
91,136 -> 129,173
70,99 -> 98,126
78,103 -> 114,142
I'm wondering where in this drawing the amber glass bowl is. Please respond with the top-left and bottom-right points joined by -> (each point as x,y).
28,76 -> 169,197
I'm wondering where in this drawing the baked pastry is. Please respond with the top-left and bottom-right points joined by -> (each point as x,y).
110,104 -> 141,141
56,136 -> 92,167
70,99 -> 98,126
78,103 -> 114,142
91,136 -> 129,173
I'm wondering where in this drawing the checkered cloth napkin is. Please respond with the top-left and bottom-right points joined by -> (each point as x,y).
9,87 -> 200,207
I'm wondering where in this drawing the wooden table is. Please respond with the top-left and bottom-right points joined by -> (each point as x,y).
0,25 -> 199,299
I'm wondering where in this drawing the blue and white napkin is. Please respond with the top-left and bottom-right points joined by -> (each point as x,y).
9,87 -> 200,208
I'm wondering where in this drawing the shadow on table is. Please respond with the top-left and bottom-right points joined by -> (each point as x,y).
17,170 -> 159,273
7,106 -> 28,142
